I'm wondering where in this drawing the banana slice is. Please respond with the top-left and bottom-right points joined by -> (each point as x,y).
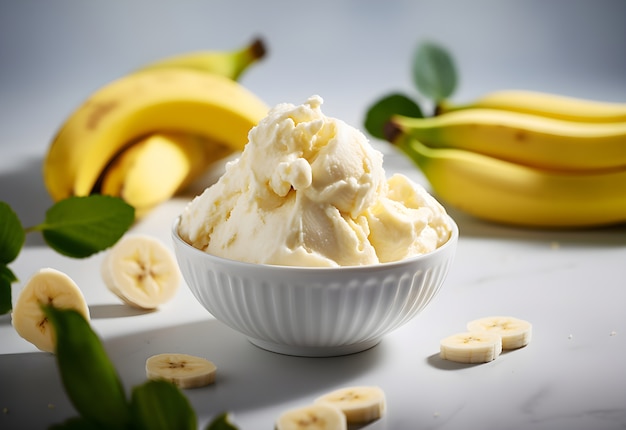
145,353 -> 217,389
101,234 -> 180,309
11,268 -> 90,353
276,403 -> 347,430
314,386 -> 386,424
466,316 -> 532,350
439,332 -> 503,364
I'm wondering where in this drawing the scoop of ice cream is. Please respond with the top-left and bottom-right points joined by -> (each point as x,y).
178,96 -> 451,267
365,174 -> 451,263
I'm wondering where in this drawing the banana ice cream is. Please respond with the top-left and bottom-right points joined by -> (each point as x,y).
178,95 -> 451,267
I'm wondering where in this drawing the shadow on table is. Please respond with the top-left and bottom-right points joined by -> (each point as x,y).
0,351 -> 76,428
105,318 -> 386,418
0,317 -> 386,428
88,303 -> 156,319
447,207 -> 626,247
425,349 -> 519,371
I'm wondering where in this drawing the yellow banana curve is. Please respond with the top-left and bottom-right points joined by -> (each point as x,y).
98,132 -> 233,213
395,136 -> 626,228
43,68 -> 268,201
136,37 -> 266,81
389,109 -> 626,172
438,89 -> 626,123
99,135 -> 188,211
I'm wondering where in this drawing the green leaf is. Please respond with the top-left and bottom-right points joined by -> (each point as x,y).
206,413 -> 239,430
412,41 -> 457,102
0,264 -> 17,283
0,201 -> 25,264
0,267 -> 14,314
364,93 -> 423,140
43,306 -> 131,428
130,380 -> 197,430
38,195 -> 134,258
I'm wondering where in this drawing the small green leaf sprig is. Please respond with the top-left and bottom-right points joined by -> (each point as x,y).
0,195 -> 135,314
45,306 -> 238,430
363,40 -> 458,140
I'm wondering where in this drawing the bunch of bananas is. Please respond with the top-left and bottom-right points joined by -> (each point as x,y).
43,38 -> 269,217
385,90 -> 626,228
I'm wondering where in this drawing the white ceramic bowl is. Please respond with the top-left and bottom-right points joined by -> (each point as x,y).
172,217 -> 458,357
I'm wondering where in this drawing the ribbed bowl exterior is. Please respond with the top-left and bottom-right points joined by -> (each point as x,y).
172,217 -> 458,357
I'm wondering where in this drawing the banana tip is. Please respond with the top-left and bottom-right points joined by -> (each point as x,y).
250,37 -> 267,60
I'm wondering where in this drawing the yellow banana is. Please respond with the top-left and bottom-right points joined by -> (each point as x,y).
43,68 -> 268,201
97,132 -> 232,214
387,109 -> 626,172
438,90 -> 626,123
394,136 -> 626,228
136,37 -> 266,80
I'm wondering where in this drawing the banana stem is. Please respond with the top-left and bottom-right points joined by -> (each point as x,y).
433,102 -> 445,116
249,37 -> 267,61
382,120 -> 404,143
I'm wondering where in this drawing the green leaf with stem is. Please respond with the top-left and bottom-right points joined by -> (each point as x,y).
0,201 -> 25,264
412,41 -> 458,103
28,195 -> 134,258
364,93 -> 423,140
44,305 -> 131,429
130,380 -> 197,430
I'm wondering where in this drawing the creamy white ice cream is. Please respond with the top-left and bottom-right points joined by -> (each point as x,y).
178,95 -> 451,267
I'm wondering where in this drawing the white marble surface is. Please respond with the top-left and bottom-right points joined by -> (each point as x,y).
1,1 -> 626,429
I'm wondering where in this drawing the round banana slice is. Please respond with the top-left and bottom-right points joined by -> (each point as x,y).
314,386 -> 386,424
101,234 -> 180,309
11,268 -> 90,353
276,403 -> 347,430
440,331 -> 503,364
146,353 -> 216,389
466,316 -> 532,350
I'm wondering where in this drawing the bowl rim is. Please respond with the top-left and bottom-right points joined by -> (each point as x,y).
171,214 -> 458,273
